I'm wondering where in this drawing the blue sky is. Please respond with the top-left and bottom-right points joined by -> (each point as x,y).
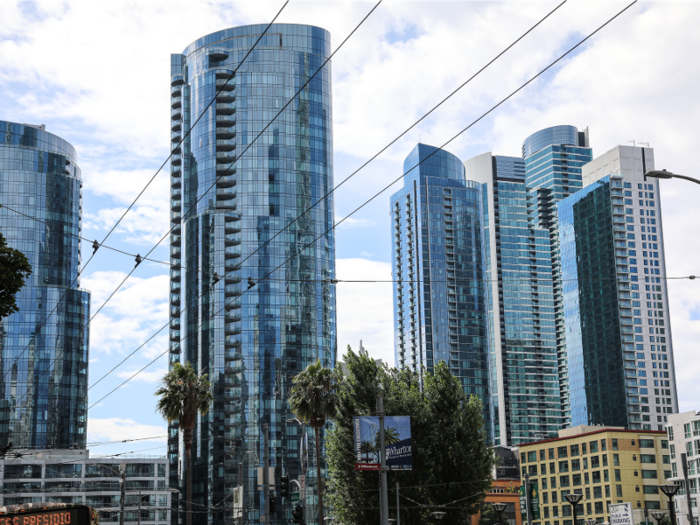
1,0 -> 699,455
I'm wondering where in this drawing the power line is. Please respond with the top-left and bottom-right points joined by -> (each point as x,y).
4,0 -> 291,416
85,0 -> 568,393
84,0 -> 640,409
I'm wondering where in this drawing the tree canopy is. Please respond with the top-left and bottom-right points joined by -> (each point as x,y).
326,347 -> 495,525
0,224 -> 32,318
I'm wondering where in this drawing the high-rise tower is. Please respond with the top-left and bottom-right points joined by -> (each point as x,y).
558,145 -> 678,430
169,25 -> 336,524
0,121 -> 90,449
390,144 -> 490,425
465,152 -> 562,446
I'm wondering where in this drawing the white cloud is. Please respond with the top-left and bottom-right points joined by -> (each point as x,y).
88,417 -> 167,444
115,367 -> 169,385
336,216 -> 375,229
336,258 -> 394,366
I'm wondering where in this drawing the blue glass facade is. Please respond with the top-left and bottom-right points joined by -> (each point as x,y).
170,25 -> 335,524
466,152 -> 561,445
522,126 -> 593,425
559,145 -> 678,431
390,144 -> 490,425
0,122 -> 90,449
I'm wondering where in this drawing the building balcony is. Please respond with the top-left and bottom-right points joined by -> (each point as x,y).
218,174 -> 236,187
225,284 -> 242,296
225,312 -> 242,323
217,199 -> 236,210
216,162 -> 235,175
216,138 -> 236,151
216,115 -> 236,128
171,108 -> 182,121
225,233 -> 241,245
216,78 -> 235,91
216,128 -> 235,139
171,187 -> 181,199
170,293 -> 181,306
225,323 -> 242,335
171,175 -> 181,188
171,75 -> 184,87
170,234 -> 181,247
170,246 -> 181,258
171,154 -> 182,166
171,198 -> 181,212
217,187 -> 236,199
224,336 -> 242,347
171,96 -> 181,109
225,246 -> 241,258
225,296 -> 242,309
224,220 -> 241,233
225,260 -> 241,273
171,211 -> 181,223
171,132 -> 181,144
216,101 -> 236,115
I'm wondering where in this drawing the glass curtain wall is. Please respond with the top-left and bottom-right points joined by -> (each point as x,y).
0,122 -> 90,450
169,25 -> 335,525
391,144 -> 490,426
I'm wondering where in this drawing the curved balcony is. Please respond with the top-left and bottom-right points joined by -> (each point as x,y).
216,101 -> 236,115
171,108 -> 182,121
171,211 -> 181,223
170,234 -> 181,246
225,274 -> 242,284
171,198 -> 181,212
225,246 -> 241,258
169,317 -> 180,330
170,246 -> 181,259
217,151 -> 236,162
171,85 -> 182,97
225,261 -> 241,273
169,342 -> 181,355
225,321 -> 242,334
171,175 -> 181,188
225,312 -> 242,323
224,283 -> 242,297
217,175 -> 236,187
216,163 -> 234,176
171,122 -> 181,132
216,78 -> 235,91
171,97 -> 181,109
171,187 -> 181,199
171,75 -> 184,87
225,296 -> 241,309
217,187 -> 236,199
217,199 -> 236,210
169,329 -> 180,342
225,233 -> 241,246
216,115 -> 236,127
224,221 -> 241,234
171,154 -> 182,166
171,145 -> 181,155
170,268 -> 181,281
224,336 -> 242,347
216,138 -> 235,151
171,132 -> 181,143
216,92 -> 235,103
208,49 -> 229,61
216,128 -> 235,139
170,293 -> 181,306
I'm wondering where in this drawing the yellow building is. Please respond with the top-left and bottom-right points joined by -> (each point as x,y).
519,426 -> 673,525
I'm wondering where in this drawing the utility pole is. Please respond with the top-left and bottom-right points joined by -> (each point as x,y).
681,454 -> 695,525
396,482 -> 400,525
119,464 -> 127,525
264,423 -> 270,525
524,472 -> 533,525
377,392 -> 389,525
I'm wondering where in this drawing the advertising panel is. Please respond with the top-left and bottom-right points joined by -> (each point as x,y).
610,503 -> 634,525
353,416 -> 411,471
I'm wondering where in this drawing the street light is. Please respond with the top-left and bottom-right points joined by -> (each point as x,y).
492,503 -> 508,525
645,170 -> 700,185
432,511 -> 447,522
651,511 -> 667,525
564,493 -> 583,525
585,519 -> 598,525
659,485 -> 681,525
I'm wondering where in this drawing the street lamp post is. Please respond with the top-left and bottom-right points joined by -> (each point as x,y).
645,170 -> 700,185
564,493 -> 583,525
659,485 -> 681,525
651,511 -> 667,525
492,503 -> 508,525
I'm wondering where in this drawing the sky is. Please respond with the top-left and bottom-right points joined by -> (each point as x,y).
1,0 -> 699,456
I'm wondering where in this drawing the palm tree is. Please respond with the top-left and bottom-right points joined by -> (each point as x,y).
155,362 -> 213,525
373,427 -> 401,461
288,360 -> 338,525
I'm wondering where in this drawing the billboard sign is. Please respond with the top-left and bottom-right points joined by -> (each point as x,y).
232,486 -> 243,518
610,503 -> 634,525
353,416 -> 412,471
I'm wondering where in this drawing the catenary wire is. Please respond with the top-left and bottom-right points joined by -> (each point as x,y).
84,0 -> 640,409
85,0 -> 570,391
3,0 -> 291,413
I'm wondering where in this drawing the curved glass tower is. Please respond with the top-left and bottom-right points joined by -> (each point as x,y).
0,121 -> 90,450
169,25 -> 335,524
390,144 -> 490,427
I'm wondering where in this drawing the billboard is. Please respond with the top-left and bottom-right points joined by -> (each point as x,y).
610,503 -> 634,525
353,416 -> 412,471
232,486 -> 243,518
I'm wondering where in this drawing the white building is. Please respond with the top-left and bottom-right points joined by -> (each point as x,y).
666,411 -> 700,525
0,449 -> 173,525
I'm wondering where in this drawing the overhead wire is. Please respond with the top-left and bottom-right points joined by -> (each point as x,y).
84,0 -> 640,410
85,0 -> 568,392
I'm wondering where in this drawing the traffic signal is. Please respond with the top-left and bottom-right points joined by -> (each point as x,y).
280,474 -> 289,498
292,504 -> 303,524
269,495 -> 276,514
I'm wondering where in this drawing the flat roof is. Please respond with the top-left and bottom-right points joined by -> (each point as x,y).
518,428 -> 666,448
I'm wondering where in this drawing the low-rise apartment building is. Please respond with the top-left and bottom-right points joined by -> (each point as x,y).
666,411 -> 700,525
519,426 -> 672,525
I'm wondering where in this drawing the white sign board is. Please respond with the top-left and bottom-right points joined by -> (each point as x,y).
232,486 -> 243,518
257,466 -> 275,489
610,502 -> 634,525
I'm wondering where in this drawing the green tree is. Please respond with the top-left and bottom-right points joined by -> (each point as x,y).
155,362 -> 213,525
288,360 -> 338,525
479,504 -> 504,525
0,221 -> 32,318
326,348 -> 495,525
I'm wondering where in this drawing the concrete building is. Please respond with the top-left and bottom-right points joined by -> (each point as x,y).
0,450 -> 172,524
519,426 -> 672,525
666,410 -> 700,525
558,146 -> 678,431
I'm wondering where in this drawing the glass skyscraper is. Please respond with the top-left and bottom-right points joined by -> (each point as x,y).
390,143 -> 490,425
0,121 -> 90,450
169,25 -> 335,524
465,152 -> 562,446
558,145 -> 678,431
522,125 -> 592,425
